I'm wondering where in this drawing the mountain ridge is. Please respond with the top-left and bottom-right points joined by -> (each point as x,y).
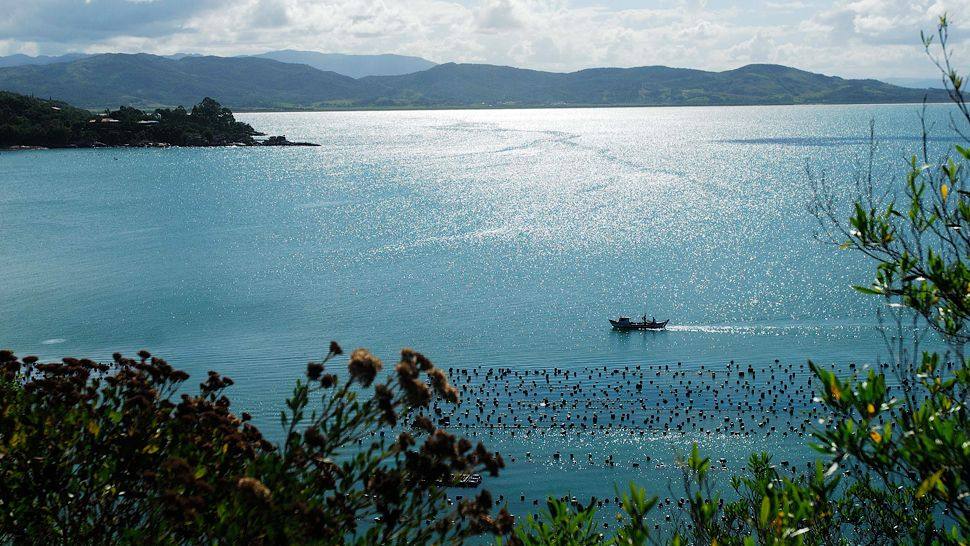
0,53 -> 948,111
0,54 -> 374,109
0,51 -> 437,78
247,50 -> 436,78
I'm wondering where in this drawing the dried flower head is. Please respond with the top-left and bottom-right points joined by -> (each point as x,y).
415,353 -> 433,371
473,443 -> 504,476
401,377 -> 431,407
396,358 -> 418,380
412,414 -> 435,433
348,348 -> 382,387
427,368 -> 460,404
306,362 -> 324,380
374,383 -> 396,426
237,477 -> 272,503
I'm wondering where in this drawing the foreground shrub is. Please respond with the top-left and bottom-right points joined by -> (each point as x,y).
0,344 -> 508,545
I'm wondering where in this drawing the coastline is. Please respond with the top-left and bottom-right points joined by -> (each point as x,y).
4,100 -> 950,150
230,98 -> 953,114
0,138 -> 319,152
42,99 -> 951,115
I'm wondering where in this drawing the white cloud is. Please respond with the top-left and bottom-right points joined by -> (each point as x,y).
764,1 -> 809,10
0,40 -> 40,56
476,0 -> 527,32
0,0 -> 967,78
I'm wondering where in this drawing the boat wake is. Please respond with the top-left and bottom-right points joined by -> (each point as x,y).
665,323 -> 866,335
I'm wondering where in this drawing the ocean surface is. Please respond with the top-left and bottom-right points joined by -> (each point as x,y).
0,104 -> 961,526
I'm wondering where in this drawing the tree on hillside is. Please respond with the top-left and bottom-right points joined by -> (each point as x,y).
191,97 -> 238,128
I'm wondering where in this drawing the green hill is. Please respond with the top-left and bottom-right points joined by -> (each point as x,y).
362,62 -> 946,107
0,54 -> 373,110
0,91 -> 95,147
249,51 -> 436,78
0,54 -> 948,110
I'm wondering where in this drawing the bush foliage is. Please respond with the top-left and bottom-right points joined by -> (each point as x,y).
0,345 -> 508,544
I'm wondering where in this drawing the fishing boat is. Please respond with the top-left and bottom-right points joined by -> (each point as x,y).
609,315 -> 669,331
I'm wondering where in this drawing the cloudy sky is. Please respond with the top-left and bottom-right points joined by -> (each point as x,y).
0,0 -> 966,78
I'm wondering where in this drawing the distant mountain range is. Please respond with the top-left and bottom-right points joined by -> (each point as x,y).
0,53 -> 92,68
0,52 -> 199,68
0,54 -> 370,110
0,51 -> 435,78
0,53 -> 949,111
247,51 -> 436,78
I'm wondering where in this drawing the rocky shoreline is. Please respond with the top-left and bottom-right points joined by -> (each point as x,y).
2,135 -> 319,151
260,135 -> 319,146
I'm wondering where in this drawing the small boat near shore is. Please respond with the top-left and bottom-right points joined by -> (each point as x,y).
609,315 -> 669,331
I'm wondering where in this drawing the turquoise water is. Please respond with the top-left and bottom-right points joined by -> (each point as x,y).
0,104 -> 960,525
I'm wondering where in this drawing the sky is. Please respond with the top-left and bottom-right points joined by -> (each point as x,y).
0,0 -> 966,78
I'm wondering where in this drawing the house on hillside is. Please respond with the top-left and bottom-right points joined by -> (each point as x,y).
89,114 -> 120,123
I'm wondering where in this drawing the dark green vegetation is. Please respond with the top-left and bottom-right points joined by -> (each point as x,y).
0,91 -> 95,147
0,346 -> 509,544
0,52 -> 947,111
0,93 -> 313,148
2,16 -> 970,546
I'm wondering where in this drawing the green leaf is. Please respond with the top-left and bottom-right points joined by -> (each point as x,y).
916,469 -> 944,498
759,495 -> 770,526
852,285 -> 884,295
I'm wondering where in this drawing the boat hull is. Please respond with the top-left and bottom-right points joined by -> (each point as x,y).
610,319 -> 669,331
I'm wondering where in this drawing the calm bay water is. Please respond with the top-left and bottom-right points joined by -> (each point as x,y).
0,104 -> 960,524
